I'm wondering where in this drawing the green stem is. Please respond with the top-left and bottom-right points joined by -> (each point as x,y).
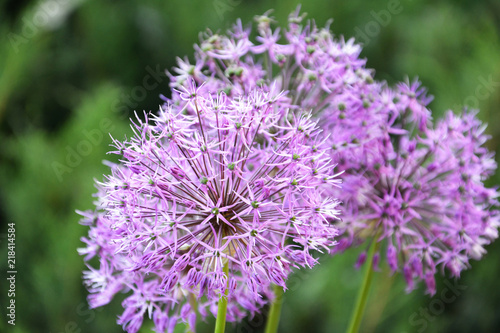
214,262 -> 230,333
346,239 -> 379,333
265,284 -> 284,333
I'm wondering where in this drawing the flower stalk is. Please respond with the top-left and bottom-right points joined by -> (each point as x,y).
346,239 -> 379,333
264,285 -> 284,333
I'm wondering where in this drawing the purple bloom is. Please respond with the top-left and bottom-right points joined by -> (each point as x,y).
79,87 -> 340,332
335,102 -> 499,295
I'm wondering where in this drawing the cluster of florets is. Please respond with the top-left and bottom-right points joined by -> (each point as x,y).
78,86 -> 340,332
167,7 -> 499,295
335,84 -> 499,295
168,6 -> 395,182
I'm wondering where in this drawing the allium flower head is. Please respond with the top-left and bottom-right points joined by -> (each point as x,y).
79,86 -> 340,332
168,6 -> 393,192
336,97 -> 499,295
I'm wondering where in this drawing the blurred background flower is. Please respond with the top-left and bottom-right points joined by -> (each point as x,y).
0,0 -> 499,332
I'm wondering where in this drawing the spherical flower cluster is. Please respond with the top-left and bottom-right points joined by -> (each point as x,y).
168,7 -> 395,195
78,86 -> 340,332
169,6 -> 385,159
167,7 -> 499,295
336,88 -> 499,295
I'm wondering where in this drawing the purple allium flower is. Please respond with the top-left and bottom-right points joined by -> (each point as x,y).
331,79 -> 499,294
167,7 -> 499,295
78,87 -> 340,332
168,7 -> 391,188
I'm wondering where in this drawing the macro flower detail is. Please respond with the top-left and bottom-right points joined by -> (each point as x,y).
76,5 -> 500,333
78,87 -> 340,332
335,101 -> 499,295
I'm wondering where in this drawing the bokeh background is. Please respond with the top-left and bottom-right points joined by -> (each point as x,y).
1,0 -> 500,332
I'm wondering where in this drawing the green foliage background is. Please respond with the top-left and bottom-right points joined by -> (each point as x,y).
1,0 -> 499,332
